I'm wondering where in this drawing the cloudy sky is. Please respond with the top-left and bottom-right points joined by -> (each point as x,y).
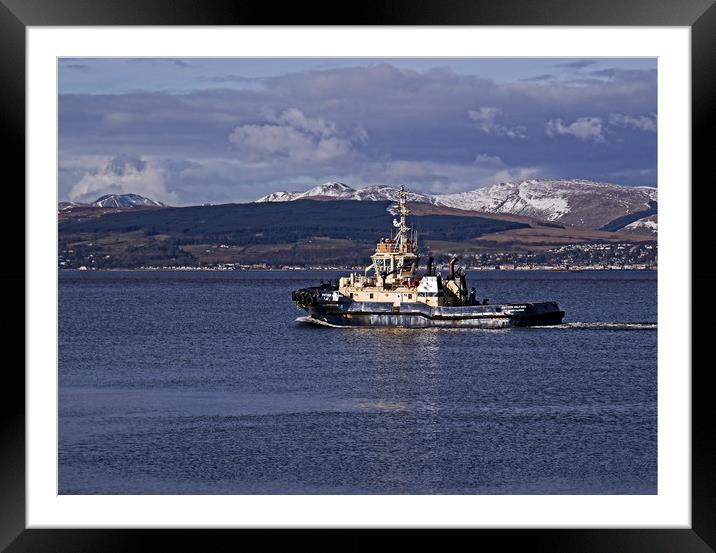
59,58 -> 657,205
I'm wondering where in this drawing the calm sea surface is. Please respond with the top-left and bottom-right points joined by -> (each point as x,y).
59,270 -> 657,494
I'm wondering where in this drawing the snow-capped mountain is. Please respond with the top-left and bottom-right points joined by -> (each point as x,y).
255,182 -> 352,202
58,193 -> 167,212
255,191 -> 300,202
255,179 -> 657,231
437,179 -> 657,229
255,182 -> 440,205
58,201 -> 84,211
350,185 -> 441,204
622,214 -> 658,235
91,193 -> 166,208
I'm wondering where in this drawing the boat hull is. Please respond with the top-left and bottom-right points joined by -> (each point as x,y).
298,299 -> 565,328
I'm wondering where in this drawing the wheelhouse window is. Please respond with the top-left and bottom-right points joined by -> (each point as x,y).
400,260 -> 414,272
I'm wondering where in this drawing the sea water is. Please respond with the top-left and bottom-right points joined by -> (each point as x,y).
59,270 -> 657,494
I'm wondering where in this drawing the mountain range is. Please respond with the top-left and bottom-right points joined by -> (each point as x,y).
255,179 -> 657,234
256,182 -> 441,205
58,181 -> 657,269
59,179 -> 658,235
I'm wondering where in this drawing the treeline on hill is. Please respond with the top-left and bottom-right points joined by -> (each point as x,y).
59,200 -> 528,246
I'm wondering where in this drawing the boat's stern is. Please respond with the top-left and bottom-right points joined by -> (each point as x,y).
291,283 -> 341,311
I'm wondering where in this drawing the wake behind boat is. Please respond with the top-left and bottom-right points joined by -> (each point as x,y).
291,185 -> 565,328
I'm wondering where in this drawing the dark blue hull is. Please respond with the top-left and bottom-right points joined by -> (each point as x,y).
300,300 -> 565,328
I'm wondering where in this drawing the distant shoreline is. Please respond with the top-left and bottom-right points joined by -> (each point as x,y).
59,266 -> 657,273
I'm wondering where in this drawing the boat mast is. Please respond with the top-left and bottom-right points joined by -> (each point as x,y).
397,184 -> 410,252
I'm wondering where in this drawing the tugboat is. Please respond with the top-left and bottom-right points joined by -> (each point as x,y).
291,185 -> 565,328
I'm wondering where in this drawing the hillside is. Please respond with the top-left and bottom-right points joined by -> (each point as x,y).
256,182 -> 440,205
58,192 -> 657,270
58,193 -> 167,210
91,193 -> 166,208
60,200 -> 526,243
255,179 -> 658,232
58,193 -> 169,224
621,214 -> 658,235
58,200 -> 531,268
437,179 -> 657,229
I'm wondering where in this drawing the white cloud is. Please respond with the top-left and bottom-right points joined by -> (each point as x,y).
352,126 -> 369,143
468,107 -> 528,139
229,125 -> 315,159
490,167 -> 541,183
473,153 -> 504,167
228,108 -> 357,163
382,160 -> 447,183
545,117 -> 606,143
609,112 -> 657,132
68,155 -> 178,204
274,108 -> 337,138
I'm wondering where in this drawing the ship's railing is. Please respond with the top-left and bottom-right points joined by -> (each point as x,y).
351,276 -> 377,287
376,240 -> 417,253
376,243 -> 400,253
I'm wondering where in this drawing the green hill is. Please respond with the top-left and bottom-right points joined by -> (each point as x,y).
58,200 -> 528,269
60,199 -> 527,244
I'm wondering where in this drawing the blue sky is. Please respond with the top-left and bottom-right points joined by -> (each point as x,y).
59,57 -> 657,205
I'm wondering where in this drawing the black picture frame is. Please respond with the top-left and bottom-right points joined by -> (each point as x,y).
4,1 -> 713,551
